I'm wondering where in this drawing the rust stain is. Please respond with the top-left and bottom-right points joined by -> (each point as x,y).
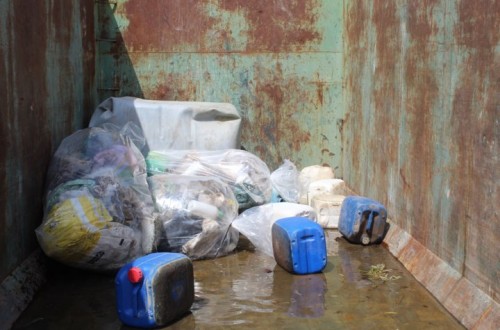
220,0 -> 321,52
122,0 -> 217,51
406,0 -> 439,44
345,0 -> 367,50
146,72 -> 198,101
344,1 -> 369,180
450,0 -> 500,300
242,62 -> 311,166
402,0 -> 440,245
371,1 -> 400,191
456,0 -> 500,52
314,80 -> 325,106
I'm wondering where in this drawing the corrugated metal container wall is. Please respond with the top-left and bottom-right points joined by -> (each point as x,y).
95,0 -> 345,173
0,0 -> 95,284
343,0 -> 499,327
1,0 -> 498,328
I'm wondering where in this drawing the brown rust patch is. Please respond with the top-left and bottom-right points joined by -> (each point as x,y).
343,1 -> 369,184
240,62 -> 311,168
456,0 -> 500,51
121,0 -> 217,51
345,0 -> 367,50
220,0 -> 321,52
371,1 -> 400,199
146,72 -> 198,101
401,0 -> 440,245
406,0 -> 439,44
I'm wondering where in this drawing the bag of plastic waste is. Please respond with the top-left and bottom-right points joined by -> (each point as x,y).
36,126 -> 155,271
148,174 -> 239,259
89,97 -> 242,156
232,203 -> 317,257
146,149 -> 272,211
270,159 -> 300,203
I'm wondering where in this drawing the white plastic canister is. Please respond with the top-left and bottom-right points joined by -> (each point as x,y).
310,194 -> 345,229
307,179 -> 346,206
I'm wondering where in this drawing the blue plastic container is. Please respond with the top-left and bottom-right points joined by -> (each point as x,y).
272,217 -> 327,275
338,196 -> 387,245
115,252 -> 194,328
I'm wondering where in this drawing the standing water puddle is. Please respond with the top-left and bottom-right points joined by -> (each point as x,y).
13,231 -> 464,329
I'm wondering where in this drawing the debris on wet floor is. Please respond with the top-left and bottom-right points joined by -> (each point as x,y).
13,231 -> 464,330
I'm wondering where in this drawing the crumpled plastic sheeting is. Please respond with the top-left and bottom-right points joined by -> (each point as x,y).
232,203 -> 317,257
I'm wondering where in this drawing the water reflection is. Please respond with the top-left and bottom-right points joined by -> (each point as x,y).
13,230 -> 465,330
276,270 -> 327,318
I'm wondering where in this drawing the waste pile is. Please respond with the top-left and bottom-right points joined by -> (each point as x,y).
36,97 -> 371,271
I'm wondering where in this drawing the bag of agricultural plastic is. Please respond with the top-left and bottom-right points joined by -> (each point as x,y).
89,97 -> 242,156
146,149 -> 272,211
148,174 -> 239,259
36,125 -> 155,271
232,203 -> 317,257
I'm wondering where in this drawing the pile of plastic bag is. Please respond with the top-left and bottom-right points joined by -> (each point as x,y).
36,97 -> 349,270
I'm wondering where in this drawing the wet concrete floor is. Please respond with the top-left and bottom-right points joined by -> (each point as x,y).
13,231 -> 464,329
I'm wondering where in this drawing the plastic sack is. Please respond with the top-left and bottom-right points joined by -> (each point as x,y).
89,97 -> 242,156
146,149 -> 272,210
148,174 -> 239,259
270,159 -> 300,203
37,196 -> 141,270
231,203 -> 317,257
36,126 -> 155,271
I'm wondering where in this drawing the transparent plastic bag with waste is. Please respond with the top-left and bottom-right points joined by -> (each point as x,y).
232,203 -> 317,257
148,174 -> 239,259
36,126 -> 155,271
270,159 -> 300,203
146,149 -> 272,211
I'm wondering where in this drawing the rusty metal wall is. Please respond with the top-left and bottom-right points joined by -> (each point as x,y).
343,0 -> 499,304
0,0 -> 95,282
97,0 -> 345,172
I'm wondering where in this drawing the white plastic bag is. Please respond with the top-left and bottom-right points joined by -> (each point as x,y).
232,203 -> 317,257
146,149 -> 272,210
148,174 -> 239,259
270,159 -> 300,203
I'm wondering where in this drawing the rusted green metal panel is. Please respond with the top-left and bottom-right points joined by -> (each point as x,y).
0,0 -> 95,282
96,0 -> 345,172
343,0 -> 499,304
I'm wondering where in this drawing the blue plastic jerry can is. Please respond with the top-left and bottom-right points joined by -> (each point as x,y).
338,196 -> 387,245
115,252 -> 194,328
272,217 -> 327,275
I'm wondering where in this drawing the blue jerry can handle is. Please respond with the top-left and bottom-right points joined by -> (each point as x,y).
361,211 -> 375,245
